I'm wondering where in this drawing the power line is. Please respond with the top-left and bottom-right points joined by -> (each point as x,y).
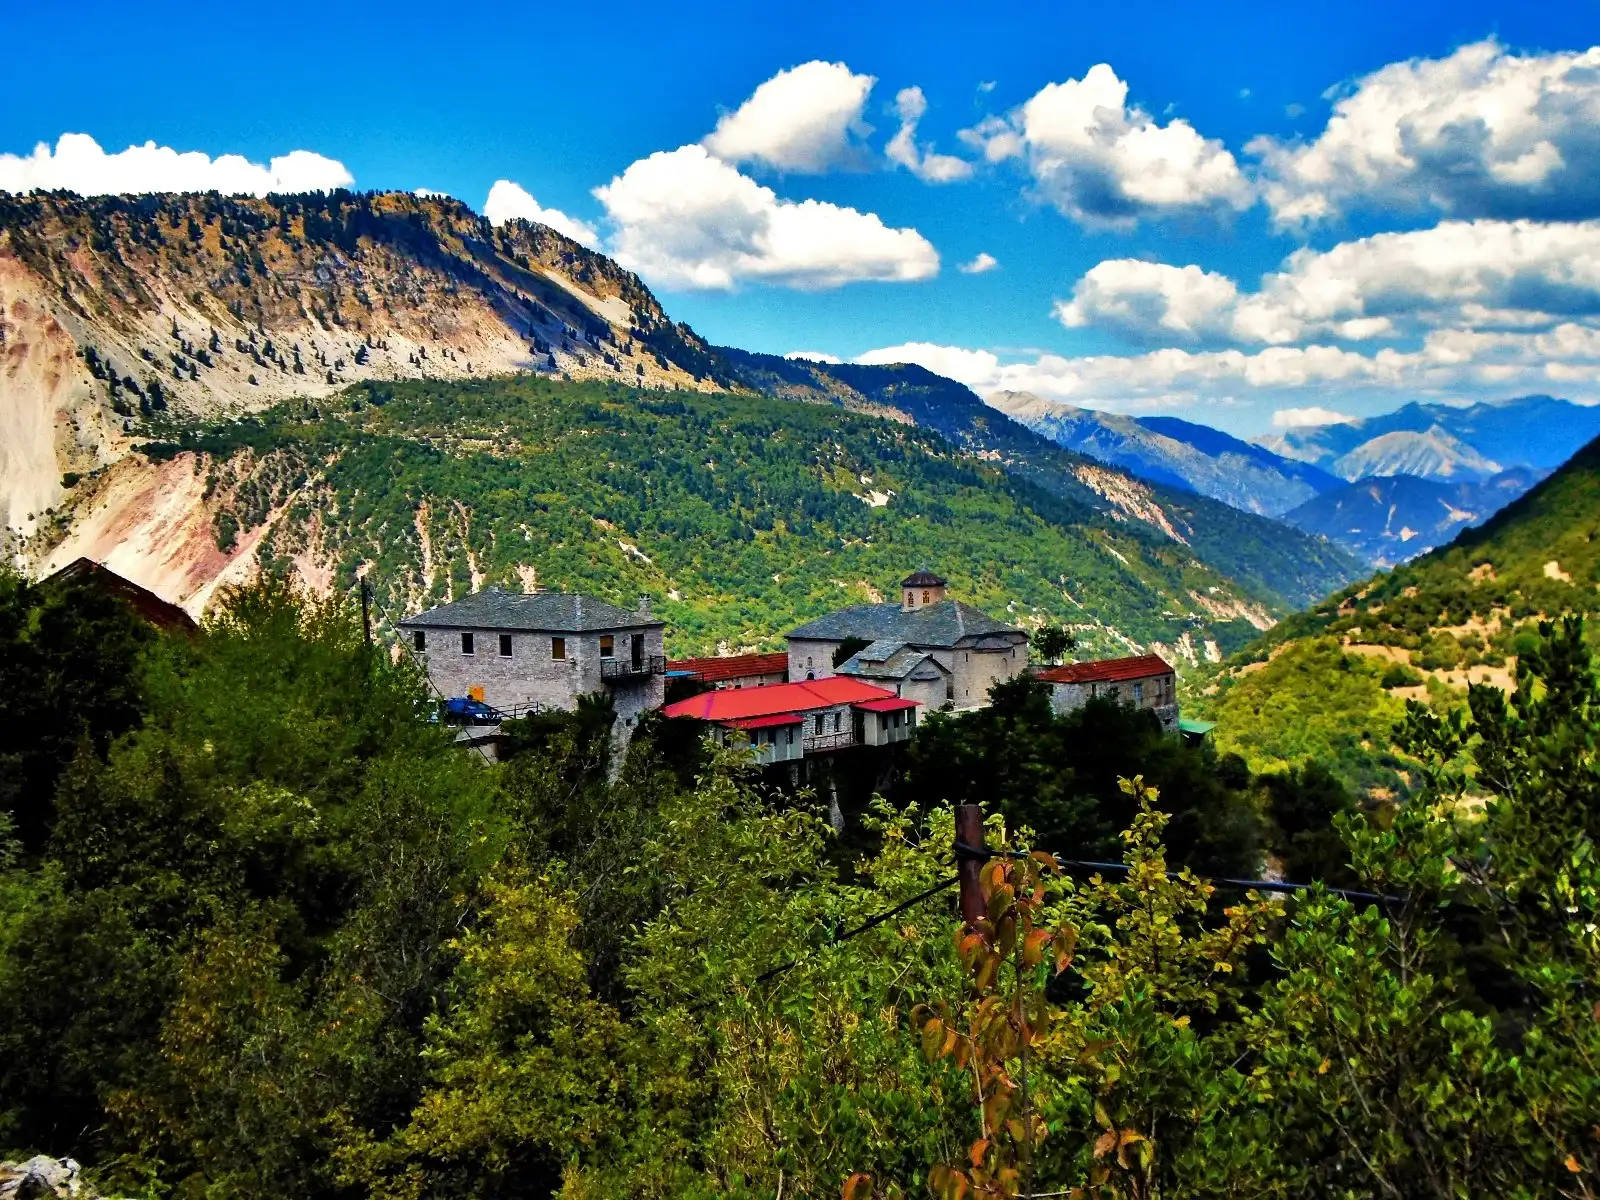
956,841 -> 1405,906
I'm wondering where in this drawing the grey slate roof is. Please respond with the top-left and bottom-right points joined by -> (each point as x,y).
837,641 -> 950,682
399,588 -> 662,632
786,599 -> 1022,647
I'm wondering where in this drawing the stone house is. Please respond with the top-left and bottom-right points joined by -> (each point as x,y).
1036,653 -> 1179,732
398,589 -> 666,730
785,570 -> 1028,709
661,675 -> 921,765
833,640 -> 952,710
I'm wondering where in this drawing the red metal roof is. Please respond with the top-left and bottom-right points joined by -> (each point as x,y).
667,651 -> 789,683
662,675 -> 899,723
727,713 -> 807,730
855,696 -> 921,713
1035,654 -> 1174,685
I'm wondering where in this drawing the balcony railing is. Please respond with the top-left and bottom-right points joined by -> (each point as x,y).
803,729 -> 857,754
601,654 -> 667,680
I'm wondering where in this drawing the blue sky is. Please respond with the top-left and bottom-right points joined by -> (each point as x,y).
3,0 -> 1599,435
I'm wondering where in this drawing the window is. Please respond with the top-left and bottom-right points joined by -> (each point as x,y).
461,631 -> 474,656
499,634 -> 513,658
908,709 -> 916,727
1133,682 -> 1144,703
600,634 -> 615,659
815,713 -> 825,734
413,630 -> 426,651
833,712 -> 841,732
922,589 -> 930,603
551,636 -> 566,660
785,727 -> 794,746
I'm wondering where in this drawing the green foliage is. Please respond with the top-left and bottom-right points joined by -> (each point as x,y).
6,573 -> 1600,1200
1204,637 -> 1412,794
145,377 -> 1296,659
904,676 -> 1262,877
1030,622 -> 1076,664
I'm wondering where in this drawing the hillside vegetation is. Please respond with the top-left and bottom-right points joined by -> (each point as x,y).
109,376 -> 1318,658
1198,433 -> 1600,791
4,557 -> 1599,1199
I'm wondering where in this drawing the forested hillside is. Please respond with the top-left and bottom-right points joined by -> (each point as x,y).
4,552 -> 1598,1199
56,376 -> 1327,660
1196,433 -> 1600,792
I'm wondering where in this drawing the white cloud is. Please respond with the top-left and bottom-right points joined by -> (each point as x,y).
703,61 -> 875,173
1253,40 -> 1600,227
855,342 -> 1001,388
784,350 -> 843,363
958,252 -> 999,275
1056,260 -> 1241,341
960,63 -> 1253,228
482,179 -> 600,247
0,132 -> 352,197
593,145 -> 938,290
1272,406 -> 1357,428
886,86 -> 974,183
1059,219 -> 1600,346
854,329 -> 1600,416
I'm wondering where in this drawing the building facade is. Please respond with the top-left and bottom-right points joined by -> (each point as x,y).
661,675 -> 921,764
1036,654 -> 1179,733
786,570 -> 1029,709
398,589 -> 666,730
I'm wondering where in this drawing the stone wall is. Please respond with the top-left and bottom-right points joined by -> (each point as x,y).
411,623 -> 665,719
950,641 -> 1029,707
1048,673 -> 1180,733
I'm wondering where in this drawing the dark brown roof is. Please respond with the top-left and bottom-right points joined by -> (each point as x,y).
900,568 -> 947,587
42,558 -> 197,632
1036,654 -> 1173,685
667,652 -> 789,683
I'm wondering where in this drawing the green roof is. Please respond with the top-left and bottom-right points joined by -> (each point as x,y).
1178,719 -> 1217,735
786,599 -> 1021,648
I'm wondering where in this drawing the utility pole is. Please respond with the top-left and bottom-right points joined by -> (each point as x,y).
360,579 -> 372,648
955,803 -> 985,929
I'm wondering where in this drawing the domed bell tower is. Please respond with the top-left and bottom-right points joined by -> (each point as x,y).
900,568 -> 948,611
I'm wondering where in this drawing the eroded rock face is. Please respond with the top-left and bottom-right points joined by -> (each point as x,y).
0,1157 -> 91,1200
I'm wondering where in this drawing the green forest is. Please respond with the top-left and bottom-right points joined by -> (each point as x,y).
140,377 -> 1307,658
4,549 -> 1600,1198
1195,433 -> 1600,796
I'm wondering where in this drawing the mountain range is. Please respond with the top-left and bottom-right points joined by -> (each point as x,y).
1,189 -> 1364,660
988,389 -> 1600,564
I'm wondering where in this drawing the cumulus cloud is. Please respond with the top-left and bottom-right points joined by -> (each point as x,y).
785,350 -> 844,363
959,252 -> 999,274
1273,406 -> 1357,428
886,86 -> 974,183
1056,260 -> 1241,341
0,132 -> 352,197
960,63 -> 1253,228
593,145 -> 938,290
483,180 -> 600,247
855,328 -> 1600,414
1252,40 -> 1600,227
703,61 -> 876,173
1058,219 -> 1600,346
855,341 -> 1001,386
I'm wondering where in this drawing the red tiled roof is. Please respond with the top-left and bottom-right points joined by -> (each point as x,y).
727,713 -> 807,730
662,675 -> 898,722
1036,654 -> 1174,685
855,696 -> 920,713
667,651 -> 789,683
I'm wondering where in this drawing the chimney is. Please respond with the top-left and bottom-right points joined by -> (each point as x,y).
637,594 -> 652,619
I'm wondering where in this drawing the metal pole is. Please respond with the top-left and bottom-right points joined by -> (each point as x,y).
360,580 -> 372,647
956,803 -> 985,930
